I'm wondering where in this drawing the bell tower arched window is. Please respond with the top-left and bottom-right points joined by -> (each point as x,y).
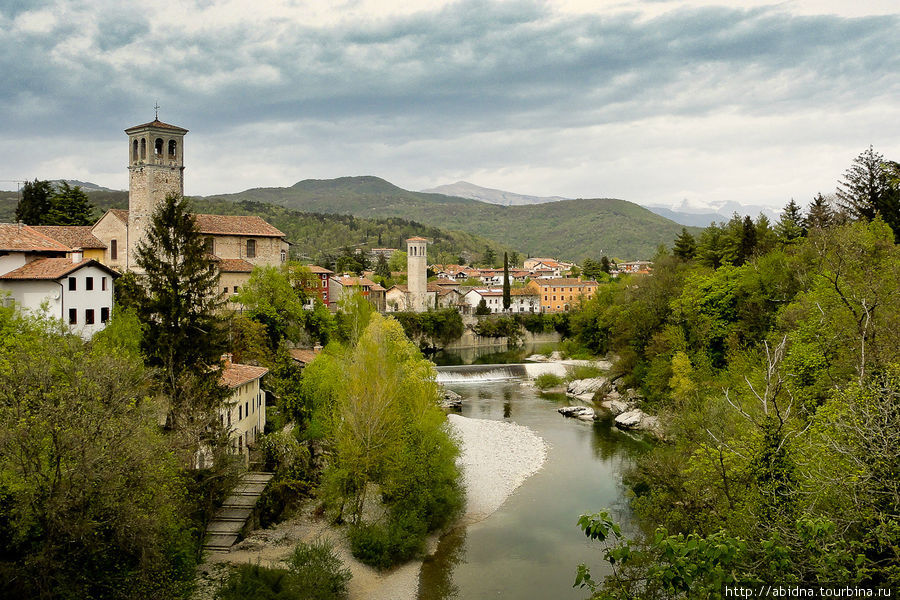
154,138 -> 163,156
140,138 -> 146,159
132,139 -> 138,162
168,139 -> 177,157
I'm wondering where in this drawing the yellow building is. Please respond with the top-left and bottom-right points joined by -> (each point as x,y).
534,278 -> 598,312
220,359 -> 268,463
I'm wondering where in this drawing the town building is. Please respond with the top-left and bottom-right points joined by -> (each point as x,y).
329,275 -> 386,311
202,357 -> 267,467
0,224 -> 118,337
302,265 -> 333,307
463,285 -> 540,314
534,278 -> 598,312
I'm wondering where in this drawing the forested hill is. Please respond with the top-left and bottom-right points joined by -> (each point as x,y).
0,189 -> 510,264
204,176 -> 697,261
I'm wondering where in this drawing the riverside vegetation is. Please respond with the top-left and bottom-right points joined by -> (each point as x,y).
566,148 -> 900,597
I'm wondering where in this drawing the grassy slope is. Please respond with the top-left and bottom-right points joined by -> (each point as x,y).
206,176 -> 697,260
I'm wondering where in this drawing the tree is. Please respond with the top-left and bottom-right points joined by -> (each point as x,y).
134,193 -> 226,411
483,245 -> 496,267
509,250 -> 519,267
805,193 -> 833,231
45,181 -> 95,225
374,254 -> 391,281
388,250 -> 407,273
600,256 -> 611,274
737,215 -> 757,265
836,146 -> 891,222
0,312 -> 195,599
672,228 -> 697,260
775,199 -> 805,243
14,179 -> 52,224
475,297 -> 491,315
502,252 -> 511,311
235,265 -> 306,349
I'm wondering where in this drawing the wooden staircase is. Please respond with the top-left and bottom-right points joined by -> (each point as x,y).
203,471 -> 274,554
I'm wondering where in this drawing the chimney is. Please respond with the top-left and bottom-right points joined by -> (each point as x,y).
221,353 -> 233,366
313,344 -> 323,352
71,249 -> 83,263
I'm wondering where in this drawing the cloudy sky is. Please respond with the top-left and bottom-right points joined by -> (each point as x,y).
2,0 -> 899,210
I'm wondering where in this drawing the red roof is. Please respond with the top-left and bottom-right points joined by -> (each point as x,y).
406,236 -> 427,242
220,363 -> 268,388
32,226 -> 107,249
125,119 -> 189,134
0,257 -> 117,280
288,348 -> 320,364
306,265 -> 333,274
0,224 -> 70,252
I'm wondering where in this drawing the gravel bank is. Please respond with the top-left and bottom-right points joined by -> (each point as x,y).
447,413 -> 549,524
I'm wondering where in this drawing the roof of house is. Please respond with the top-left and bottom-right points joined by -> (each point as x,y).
0,257 -> 118,280
288,348 -> 320,364
95,210 -> 285,238
193,214 -> 285,237
125,119 -> 189,134
333,276 -> 379,287
220,362 -> 268,388
406,236 -> 427,242
432,278 -> 459,286
535,277 -> 598,287
32,226 -> 107,250
215,258 -> 254,273
306,265 -> 334,274
0,224 -> 70,252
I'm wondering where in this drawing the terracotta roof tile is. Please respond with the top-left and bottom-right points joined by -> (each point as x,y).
306,265 -> 333,274
406,236 -> 427,242
193,214 -> 285,237
108,209 -> 129,223
0,257 -> 117,280
536,278 -> 598,287
32,226 -> 107,250
0,224 -> 70,252
220,363 -> 268,388
288,348 -> 320,364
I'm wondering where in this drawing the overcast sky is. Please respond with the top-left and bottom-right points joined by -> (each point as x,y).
2,0 -> 899,210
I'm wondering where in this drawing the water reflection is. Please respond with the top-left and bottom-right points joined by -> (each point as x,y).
432,344 -> 543,366
419,527 -> 467,600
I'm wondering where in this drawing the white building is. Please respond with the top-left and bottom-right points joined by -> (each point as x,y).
220,359 -> 268,464
0,224 -> 117,338
463,287 -> 540,314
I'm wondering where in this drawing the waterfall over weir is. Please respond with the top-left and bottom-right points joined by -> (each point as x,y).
436,362 -> 568,384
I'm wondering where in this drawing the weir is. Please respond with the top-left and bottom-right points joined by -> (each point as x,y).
435,362 -> 568,384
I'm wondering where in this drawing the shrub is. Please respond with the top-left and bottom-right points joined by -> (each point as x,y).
535,373 -> 564,389
349,518 -> 425,570
215,563 -> 297,600
289,539 -> 352,600
566,364 -> 604,382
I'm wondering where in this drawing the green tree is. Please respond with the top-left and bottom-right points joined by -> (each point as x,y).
509,250 -> 519,267
775,199 -> 805,243
836,146 -> 891,222
235,265 -> 306,349
388,250 -> 407,272
134,193 -> 227,412
483,245 -> 496,267
502,252 -> 511,311
374,254 -> 391,280
14,179 -> 52,225
45,181 -> 96,225
737,215 -> 757,264
672,228 -> 697,260
475,297 -> 491,315
0,312 -> 195,599
805,193 -> 833,231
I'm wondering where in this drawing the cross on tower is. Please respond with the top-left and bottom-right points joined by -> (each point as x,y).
154,101 -> 160,120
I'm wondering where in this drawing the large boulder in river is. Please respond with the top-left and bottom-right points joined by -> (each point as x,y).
526,354 -> 550,362
558,406 -> 596,421
440,388 -> 462,409
601,399 -> 629,416
614,409 -> 645,430
567,378 -> 607,398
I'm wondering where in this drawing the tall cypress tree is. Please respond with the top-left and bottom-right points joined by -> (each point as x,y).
14,179 -> 53,225
134,193 -> 226,411
502,252 -> 511,311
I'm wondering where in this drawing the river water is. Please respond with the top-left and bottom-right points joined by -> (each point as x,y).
418,363 -> 651,599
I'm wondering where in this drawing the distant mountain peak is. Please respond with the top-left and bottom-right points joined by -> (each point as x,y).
422,181 -> 569,206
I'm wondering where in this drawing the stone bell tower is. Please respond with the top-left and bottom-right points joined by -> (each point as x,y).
406,236 -> 428,311
124,114 -> 188,270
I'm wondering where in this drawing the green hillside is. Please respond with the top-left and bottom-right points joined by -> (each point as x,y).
0,189 -> 509,265
206,176 -> 696,260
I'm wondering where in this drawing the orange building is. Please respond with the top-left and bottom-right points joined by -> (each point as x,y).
534,278 -> 598,312
304,265 -> 333,306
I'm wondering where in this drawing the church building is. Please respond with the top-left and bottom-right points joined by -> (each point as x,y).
90,117 -> 289,289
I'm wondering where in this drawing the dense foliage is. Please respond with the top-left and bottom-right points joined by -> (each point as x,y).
13,179 -> 96,225
569,191 -> 900,595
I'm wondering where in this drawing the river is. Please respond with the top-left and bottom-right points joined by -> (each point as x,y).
418,362 -> 651,599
